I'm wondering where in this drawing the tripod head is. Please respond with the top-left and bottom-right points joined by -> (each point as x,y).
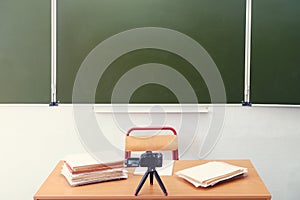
139,151 -> 162,171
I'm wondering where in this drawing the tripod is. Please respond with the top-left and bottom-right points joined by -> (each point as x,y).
135,166 -> 168,196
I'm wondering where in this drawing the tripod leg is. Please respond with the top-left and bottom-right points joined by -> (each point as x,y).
135,171 -> 149,196
153,170 -> 168,196
150,171 -> 154,185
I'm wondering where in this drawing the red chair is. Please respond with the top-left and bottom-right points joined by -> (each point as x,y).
125,127 -> 179,160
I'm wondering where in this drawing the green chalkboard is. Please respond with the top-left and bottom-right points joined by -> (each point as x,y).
1,0 -> 299,104
251,0 -> 300,104
57,0 -> 246,103
0,0 -> 50,103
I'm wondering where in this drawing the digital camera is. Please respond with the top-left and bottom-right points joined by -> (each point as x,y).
139,151 -> 163,169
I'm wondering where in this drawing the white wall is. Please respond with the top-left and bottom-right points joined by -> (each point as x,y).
0,105 -> 299,200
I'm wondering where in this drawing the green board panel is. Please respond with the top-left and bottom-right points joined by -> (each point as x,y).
0,0 -> 50,103
57,0 -> 245,103
251,0 -> 300,104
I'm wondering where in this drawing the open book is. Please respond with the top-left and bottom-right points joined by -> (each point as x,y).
176,161 -> 248,187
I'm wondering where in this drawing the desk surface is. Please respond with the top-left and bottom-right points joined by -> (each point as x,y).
34,160 -> 271,200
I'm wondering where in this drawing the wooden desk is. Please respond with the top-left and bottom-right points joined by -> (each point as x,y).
34,160 -> 271,200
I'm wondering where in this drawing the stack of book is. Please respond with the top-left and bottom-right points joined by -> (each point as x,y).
61,153 -> 128,186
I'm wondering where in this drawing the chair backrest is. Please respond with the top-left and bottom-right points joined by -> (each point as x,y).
125,127 -> 179,160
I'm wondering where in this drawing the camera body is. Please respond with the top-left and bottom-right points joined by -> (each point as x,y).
139,151 -> 163,169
